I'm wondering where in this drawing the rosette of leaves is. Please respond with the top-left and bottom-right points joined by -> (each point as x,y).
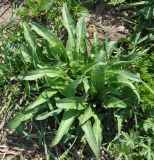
8,3 -> 153,157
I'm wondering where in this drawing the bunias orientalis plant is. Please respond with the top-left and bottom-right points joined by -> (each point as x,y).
8,3 -> 154,157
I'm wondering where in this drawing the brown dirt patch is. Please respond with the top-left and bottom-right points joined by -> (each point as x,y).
0,0 -> 13,26
86,2 -> 131,41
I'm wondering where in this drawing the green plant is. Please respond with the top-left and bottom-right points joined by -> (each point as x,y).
19,0 -> 89,20
138,52 -> 154,108
21,0 -> 56,16
125,0 -> 154,20
8,3 -> 153,158
19,0 -> 89,40
108,131 -> 154,160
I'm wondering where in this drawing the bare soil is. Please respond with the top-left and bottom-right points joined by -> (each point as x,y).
86,1 -> 131,41
0,0 -> 13,26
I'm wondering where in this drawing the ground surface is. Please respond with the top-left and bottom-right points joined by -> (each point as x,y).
87,1 -> 130,41
0,0 -> 13,26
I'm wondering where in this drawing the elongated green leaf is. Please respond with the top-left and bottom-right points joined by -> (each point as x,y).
56,97 -> 86,110
76,17 -> 86,53
21,50 -> 31,62
63,79 -> 83,97
8,89 -> 57,129
111,48 -> 148,67
104,40 -> 117,58
147,28 -> 154,32
121,1 -> 152,9
81,62 -> 97,74
51,110 -> 80,147
91,65 -> 105,92
80,119 -> 100,157
91,49 -> 107,92
23,22 -> 39,65
140,6 -> 154,19
62,3 -> 76,61
81,62 -> 106,74
108,76 -> 140,102
23,22 -> 36,50
26,0 -> 34,6
104,96 -> 127,108
18,68 -> 65,80
8,104 -> 47,129
83,78 -> 90,94
115,114 -> 123,134
104,86 -> 121,95
62,3 -> 75,41
92,32 -> 100,55
116,70 -> 141,82
109,0 -> 125,5
142,81 -> 154,95
80,106 -> 93,125
36,109 -> 62,120
0,70 -> 4,77
25,89 -> 57,111
38,0 -> 55,10
31,22 -> 63,49
96,49 -> 106,63
31,22 -> 66,60
93,114 -> 103,150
